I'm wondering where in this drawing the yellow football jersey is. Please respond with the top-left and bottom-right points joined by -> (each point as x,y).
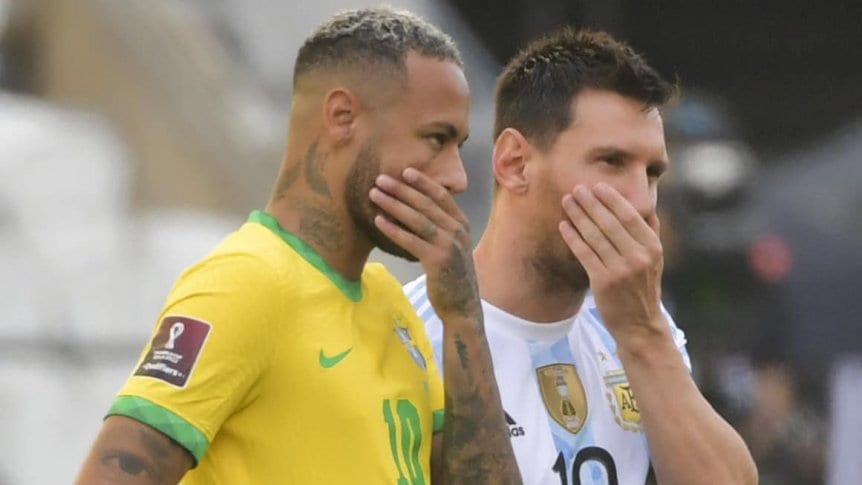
109,210 -> 444,484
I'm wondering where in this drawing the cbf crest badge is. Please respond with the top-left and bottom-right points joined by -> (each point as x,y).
603,370 -> 642,432
393,315 -> 426,370
537,364 -> 588,434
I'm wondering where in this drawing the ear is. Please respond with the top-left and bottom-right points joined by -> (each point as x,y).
322,87 -> 361,145
492,128 -> 532,194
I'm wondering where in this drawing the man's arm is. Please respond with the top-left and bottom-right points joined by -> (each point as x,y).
76,416 -> 193,485
559,183 -> 757,485
371,168 -> 521,484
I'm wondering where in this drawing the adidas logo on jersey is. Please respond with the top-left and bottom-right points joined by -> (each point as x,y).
505,411 -> 525,438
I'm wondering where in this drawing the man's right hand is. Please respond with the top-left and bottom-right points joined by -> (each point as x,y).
370,167 -> 522,484
369,167 -> 481,321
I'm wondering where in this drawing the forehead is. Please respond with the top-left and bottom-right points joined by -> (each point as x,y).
552,89 -> 667,158
389,52 -> 470,132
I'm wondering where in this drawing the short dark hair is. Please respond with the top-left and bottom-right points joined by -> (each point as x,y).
494,27 -> 676,151
294,7 -> 462,88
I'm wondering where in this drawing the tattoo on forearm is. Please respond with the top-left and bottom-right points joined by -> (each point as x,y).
431,243 -> 480,317
303,140 -> 331,198
298,202 -> 343,252
444,387 -> 481,444
455,338 -> 469,370
444,377 -> 519,483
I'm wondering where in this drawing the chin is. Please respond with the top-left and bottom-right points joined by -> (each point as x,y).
367,215 -> 419,262
376,241 -> 419,262
352,208 -> 419,262
533,246 -> 590,291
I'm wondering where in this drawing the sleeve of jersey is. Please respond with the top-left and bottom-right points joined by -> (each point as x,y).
412,315 -> 445,434
402,275 -> 445,433
403,275 -> 445,377
107,253 -> 281,465
660,302 -> 692,372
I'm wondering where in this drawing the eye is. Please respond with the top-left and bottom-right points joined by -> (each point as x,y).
599,155 -> 624,167
427,133 -> 447,149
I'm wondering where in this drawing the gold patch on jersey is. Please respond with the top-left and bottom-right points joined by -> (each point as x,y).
537,364 -> 588,434
603,370 -> 643,432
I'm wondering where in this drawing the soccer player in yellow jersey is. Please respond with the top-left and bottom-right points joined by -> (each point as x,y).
76,7 -> 520,485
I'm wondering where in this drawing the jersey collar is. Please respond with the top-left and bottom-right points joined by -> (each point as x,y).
481,299 -> 576,342
249,210 -> 363,301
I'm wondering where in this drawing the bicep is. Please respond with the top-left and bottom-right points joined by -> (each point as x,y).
76,415 -> 194,485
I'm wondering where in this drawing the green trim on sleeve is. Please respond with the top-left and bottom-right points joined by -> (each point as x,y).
108,395 -> 209,465
432,409 -> 445,433
248,210 -> 363,301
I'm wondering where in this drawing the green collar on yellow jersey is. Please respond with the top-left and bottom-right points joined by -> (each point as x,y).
249,210 -> 363,301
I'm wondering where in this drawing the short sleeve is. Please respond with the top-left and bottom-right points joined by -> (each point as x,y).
661,302 -> 692,372
413,316 -> 445,433
108,253 -> 281,463
403,275 -> 445,377
400,275 -> 445,433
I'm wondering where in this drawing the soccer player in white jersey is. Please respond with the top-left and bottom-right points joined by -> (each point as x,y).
404,27 -> 757,485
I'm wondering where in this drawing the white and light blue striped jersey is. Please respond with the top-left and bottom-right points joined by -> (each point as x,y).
403,274 -> 691,485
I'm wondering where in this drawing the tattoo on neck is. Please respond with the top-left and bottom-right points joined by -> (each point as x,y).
273,158 -> 302,200
303,140 -> 331,198
298,202 -> 343,253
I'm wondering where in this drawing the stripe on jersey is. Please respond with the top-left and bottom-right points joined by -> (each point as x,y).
527,337 -> 599,479
406,276 -> 444,376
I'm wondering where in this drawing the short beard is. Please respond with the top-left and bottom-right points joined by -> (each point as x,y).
344,142 -> 418,262
530,231 -> 590,294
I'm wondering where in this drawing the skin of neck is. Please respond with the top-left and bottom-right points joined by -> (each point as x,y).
264,86 -> 375,281
473,195 -> 588,323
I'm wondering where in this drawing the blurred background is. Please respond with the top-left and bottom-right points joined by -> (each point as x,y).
1,0 -> 860,483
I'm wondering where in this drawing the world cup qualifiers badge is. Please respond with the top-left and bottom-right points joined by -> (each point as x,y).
135,316 -> 212,387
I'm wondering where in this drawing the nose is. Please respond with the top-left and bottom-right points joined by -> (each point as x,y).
438,148 -> 468,195
617,171 -> 656,220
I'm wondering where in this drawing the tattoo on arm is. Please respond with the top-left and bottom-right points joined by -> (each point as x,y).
103,427 -> 177,483
138,427 -> 172,462
100,450 -> 159,481
431,243 -> 480,317
442,328 -> 522,483
455,338 -> 469,370
77,416 -> 193,485
302,140 -> 332,198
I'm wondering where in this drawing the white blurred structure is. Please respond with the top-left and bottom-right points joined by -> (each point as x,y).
0,93 -> 238,483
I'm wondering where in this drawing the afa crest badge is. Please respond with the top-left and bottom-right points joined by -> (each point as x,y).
603,370 -> 642,432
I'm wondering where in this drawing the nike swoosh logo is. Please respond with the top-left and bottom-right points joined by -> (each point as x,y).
319,348 -> 352,368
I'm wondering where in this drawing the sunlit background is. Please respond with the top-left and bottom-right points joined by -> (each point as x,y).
1,0 -> 860,483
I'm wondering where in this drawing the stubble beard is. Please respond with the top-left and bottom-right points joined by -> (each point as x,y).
530,229 -> 591,294
344,142 -> 418,262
